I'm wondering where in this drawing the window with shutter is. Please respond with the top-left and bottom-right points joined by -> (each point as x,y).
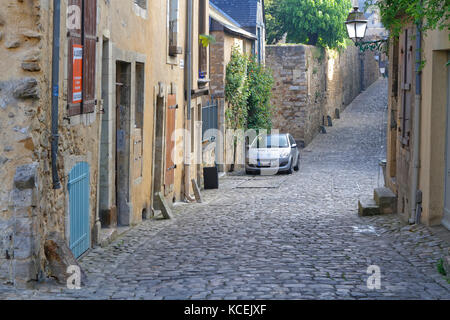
67,0 -> 97,116
82,0 -> 97,114
67,0 -> 83,116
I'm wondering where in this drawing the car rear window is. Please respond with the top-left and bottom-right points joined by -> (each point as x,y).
251,135 -> 289,148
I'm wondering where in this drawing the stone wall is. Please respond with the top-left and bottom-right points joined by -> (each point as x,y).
0,0 -> 49,287
266,44 -> 381,146
0,0 -> 102,287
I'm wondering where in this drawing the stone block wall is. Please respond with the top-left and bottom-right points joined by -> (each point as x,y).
267,44 -> 381,146
0,0 -> 48,286
0,0 -> 102,286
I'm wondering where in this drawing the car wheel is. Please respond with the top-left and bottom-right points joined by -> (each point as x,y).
294,154 -> 300,172
246,169 -> 254,175
287,162 -> 294,175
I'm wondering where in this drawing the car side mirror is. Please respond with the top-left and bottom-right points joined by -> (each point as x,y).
292,144 -> 297,148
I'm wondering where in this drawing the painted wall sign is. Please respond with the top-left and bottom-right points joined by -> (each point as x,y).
72,44 -> 83,104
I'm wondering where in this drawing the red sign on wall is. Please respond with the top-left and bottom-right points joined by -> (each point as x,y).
72,44 -> 83,104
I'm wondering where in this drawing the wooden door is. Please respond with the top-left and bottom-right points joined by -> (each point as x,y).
69,162 -> 90,259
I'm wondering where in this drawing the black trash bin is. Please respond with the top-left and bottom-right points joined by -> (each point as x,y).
203,167 -> 219,190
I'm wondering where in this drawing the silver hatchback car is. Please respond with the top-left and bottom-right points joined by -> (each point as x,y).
246,133 -> 300,175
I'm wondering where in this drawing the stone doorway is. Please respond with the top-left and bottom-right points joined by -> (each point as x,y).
99,38 -> 117,229
116,61 -> 132,226
151,91 -> 166,213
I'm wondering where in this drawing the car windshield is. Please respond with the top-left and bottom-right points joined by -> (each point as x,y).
251,135 -> 289,149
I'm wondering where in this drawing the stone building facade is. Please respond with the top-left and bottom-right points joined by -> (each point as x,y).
209,1 -> 256,172
0,0 -> 211,287
385,22 -> 450,229
266,44 -> 381,146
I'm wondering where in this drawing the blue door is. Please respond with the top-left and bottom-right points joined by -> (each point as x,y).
68,162 -> 91,258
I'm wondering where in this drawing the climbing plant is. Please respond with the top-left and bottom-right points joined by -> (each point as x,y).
366,0 -> 450,40
199,34 -> 216,47
246,56 -> 274,131
225,47 -> 275,170
225,46 -> 249,130
225,46 -> 249,171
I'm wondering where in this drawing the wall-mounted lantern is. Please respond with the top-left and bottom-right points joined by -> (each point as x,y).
345,7 -> 368,43
345,6 -> 387,53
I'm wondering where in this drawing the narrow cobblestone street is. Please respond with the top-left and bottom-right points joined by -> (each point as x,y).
1,79 -> 449,300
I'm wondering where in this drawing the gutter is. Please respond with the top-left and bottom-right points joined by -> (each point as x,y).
410,20 -> 423,224
51,0 -> 61,189
184,0 -> 195,202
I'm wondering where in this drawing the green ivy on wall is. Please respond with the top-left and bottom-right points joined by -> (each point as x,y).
225,46 -> 275,131
366,0 -> 449,40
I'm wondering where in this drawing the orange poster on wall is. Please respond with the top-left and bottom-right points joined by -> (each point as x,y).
72,44 -> 83,104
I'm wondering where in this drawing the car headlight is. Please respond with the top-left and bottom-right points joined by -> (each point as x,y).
280,150 -> 291,158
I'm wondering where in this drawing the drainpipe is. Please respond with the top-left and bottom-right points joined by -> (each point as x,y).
51,0 -> 61,189
184,0 -> 195,202
410,20 -> 422,224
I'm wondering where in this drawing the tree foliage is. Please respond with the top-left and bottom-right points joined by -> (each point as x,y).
225,46 -> 249,130
247,56 -> 274,131
366,0 -> 450,40
225,47 -> 274,131
266,0 -> 352,49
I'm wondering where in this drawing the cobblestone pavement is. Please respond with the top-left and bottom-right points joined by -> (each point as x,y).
1,79 -> 450,300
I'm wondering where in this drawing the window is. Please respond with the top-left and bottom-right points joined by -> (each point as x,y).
289,135 -> 296,147
198,0 -> 208,77
67,0 -> 97,116
251,135 -> 289,149
168,0 -> 181,56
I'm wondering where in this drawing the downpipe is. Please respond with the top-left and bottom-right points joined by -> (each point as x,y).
184,0 -> 195,202
409,21 -> 422,224
51,0 -> 61,189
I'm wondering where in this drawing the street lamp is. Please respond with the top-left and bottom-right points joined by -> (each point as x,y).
345,6 -> 387,52
345,7 -> 368,43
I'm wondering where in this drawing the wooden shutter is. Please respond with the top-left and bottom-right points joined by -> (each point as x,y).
165,94 -> 177,193
67,0 -> 83,116
82,0 -> 97,113
400,28 -> 413,147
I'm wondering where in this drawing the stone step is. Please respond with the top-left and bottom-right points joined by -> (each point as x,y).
374,187 -> 397,214
358,199 -> 380,217
99,228 -> 118,248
